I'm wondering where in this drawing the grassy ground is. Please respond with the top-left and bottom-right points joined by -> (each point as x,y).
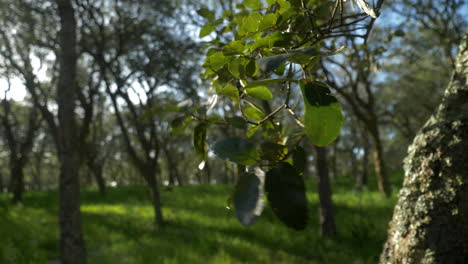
0,171 -> 403,264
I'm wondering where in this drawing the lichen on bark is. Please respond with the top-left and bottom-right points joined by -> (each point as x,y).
380,34 -> 468,264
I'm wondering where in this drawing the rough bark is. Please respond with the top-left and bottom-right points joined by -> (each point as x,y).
315,146 -> 337,237
55,1 -> 87,263
380,34 -> 468,264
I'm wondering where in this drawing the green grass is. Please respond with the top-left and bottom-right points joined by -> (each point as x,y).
0,173 -> 402,264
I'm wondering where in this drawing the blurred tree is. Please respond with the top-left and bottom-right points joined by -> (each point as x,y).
0,0 -> 87,262
78,0 -> 201,226
321,39 -> 392,197
0,94 -> 40,203
378,0 -> 467,148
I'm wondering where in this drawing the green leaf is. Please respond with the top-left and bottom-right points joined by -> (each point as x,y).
246,124 -> 262,138
199,23 -> 216,38
223,41 -> 245,55
265,162 -> 308,230
233,171 -> 265,226
246,86 -> 273,100
300,81 -> 343,147
217,83 -> 239,102
228,58 -> 245,77
243,0 -> 262,9
257,53 -> 290,72
170,116 -> 193,136
193,123 -> 208,158
259,142 -> 287,161
244,105 -> 265,120
257,46 -> 344,72
226,116 -> 248,129
245,78 -> 293,88
245,60 -> 257,77
197,7 -> 215,21
259,13 -> 277,31
212,137 -> 259,165
249,32 -> 287,51
240,12 -> 262,33
207,52 -> 229,71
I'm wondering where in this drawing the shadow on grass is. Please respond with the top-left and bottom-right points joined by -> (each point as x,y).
0,181 -> 399,264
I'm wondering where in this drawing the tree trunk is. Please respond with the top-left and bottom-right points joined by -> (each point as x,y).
330,140 -> 338,183
10,162 -> 24,204
56,1 -> 86,263
369,124 -> 391,197
87,157 -> 106,195
147,171 -> 164,226
93,162 -> 106,195
32,160 -> 43,191
380,35 -> 468,264
204,160 -> 211,184
349,147 -> 360,190
315,146 -> 336,237
360,136 -> 370,189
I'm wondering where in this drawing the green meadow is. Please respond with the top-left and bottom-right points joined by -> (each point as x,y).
0,172 -> 402,264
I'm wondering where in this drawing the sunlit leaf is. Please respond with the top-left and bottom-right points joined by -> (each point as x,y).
259,13 -> 277,31
223,41 -> 245,55
217,83 -> 239,101
354,0 -> 377,18
244,105 -> 265,120
246,86 -> 273,100
300,81 -> 343,147
243,0 -> 262,10
199,23 -> 216,38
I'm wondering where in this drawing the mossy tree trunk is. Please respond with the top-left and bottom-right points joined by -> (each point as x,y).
380,35 -> 468,264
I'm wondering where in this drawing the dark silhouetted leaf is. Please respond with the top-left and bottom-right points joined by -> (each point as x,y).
257,53 -> 290,72
257,46 -> 344,72
265,162 -> 308,230
212,137 -> 259,165
233,170 -> 265,226
197,7 -> 215,21
226,116 -> 248,129
292,145 -> 306,174
245,60 -> 257,77
259,142 -> 287,161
